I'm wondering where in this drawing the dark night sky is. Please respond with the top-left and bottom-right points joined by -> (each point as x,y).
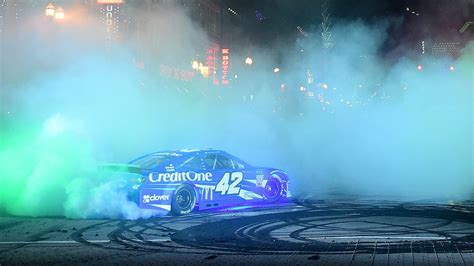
222,0 -> 472,47
223,0 -> 404,41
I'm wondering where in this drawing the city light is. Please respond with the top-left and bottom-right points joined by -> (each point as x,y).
297,26 -> 308,37
191,60 -> 199,70
405,7 -> 420,16
200,66 -> 209,78
54,7 -> 65,20
227,7 -> 238,16
255,10 -> 265,21
417,64 -> 423,71
459,21 -> 474,33
245,57 -> 253,65
221,48 -> 230,85
273,67 -> 280,73
450,66 -> 455,71
45,3 -> 55,17
307,70 -> 314,84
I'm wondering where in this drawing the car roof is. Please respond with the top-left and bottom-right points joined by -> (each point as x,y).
128,149 -> 254,168
130,149 -> 227,161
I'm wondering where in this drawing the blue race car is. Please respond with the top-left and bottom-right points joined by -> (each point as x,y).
126,149 -> 291,215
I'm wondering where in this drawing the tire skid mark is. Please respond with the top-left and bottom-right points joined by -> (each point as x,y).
171,202 -> 474,257
0,224 -> 64,254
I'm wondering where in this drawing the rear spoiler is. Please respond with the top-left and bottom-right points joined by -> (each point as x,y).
98,163 -> 143,174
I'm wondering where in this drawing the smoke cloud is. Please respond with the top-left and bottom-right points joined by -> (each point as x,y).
0,3 -> 472,219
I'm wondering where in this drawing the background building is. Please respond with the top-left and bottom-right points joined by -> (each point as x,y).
122,0 -> 225,87
411,0 -> 474,57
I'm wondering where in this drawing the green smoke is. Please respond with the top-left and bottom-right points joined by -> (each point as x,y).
0,114 -> 159,219
0,114 -> 92,216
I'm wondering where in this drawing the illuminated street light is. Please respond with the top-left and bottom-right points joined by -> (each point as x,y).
273,67 -> 280,73
191,60 -> 199,70
200,66 -> 209,78
417,64 -> 423,71
45,3 -> 55,17
450,66 -> 455,71
245,57 -> 253,65
54,7 -> 65,20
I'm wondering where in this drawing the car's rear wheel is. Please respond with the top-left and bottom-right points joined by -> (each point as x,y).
264,179 -> 282,202
171,184 -> 196,215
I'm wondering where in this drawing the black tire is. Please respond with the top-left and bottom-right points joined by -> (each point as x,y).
264,179 -> 282,202
171,184 -> 196,216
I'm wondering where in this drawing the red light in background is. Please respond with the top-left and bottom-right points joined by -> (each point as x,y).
417,65 -> 423,71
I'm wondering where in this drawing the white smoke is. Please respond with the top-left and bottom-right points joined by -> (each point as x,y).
0,2 -> 472,219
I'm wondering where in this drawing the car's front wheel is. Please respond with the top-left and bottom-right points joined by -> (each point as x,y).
171,184 -> 196,215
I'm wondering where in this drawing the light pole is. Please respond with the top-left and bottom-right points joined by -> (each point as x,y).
243,57 -> 254,101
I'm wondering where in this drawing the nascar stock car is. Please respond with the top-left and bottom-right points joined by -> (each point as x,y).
121,149 -> 291,215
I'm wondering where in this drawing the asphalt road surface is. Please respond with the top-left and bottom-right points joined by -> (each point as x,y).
1,199 -> 473,265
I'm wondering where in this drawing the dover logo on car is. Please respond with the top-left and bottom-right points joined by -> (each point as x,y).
142,194 -> 170,203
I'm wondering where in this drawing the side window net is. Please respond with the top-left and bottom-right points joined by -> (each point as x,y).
177,156 -> 202,171
203,155 -> 239,170
215,155 -> 234,170
203,155 -> 217,170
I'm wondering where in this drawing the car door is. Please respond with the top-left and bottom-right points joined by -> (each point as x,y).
226,156 -> 265,202
201,154 -> 247,207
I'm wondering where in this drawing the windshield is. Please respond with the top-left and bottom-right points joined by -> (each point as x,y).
130,154 -> 178,170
